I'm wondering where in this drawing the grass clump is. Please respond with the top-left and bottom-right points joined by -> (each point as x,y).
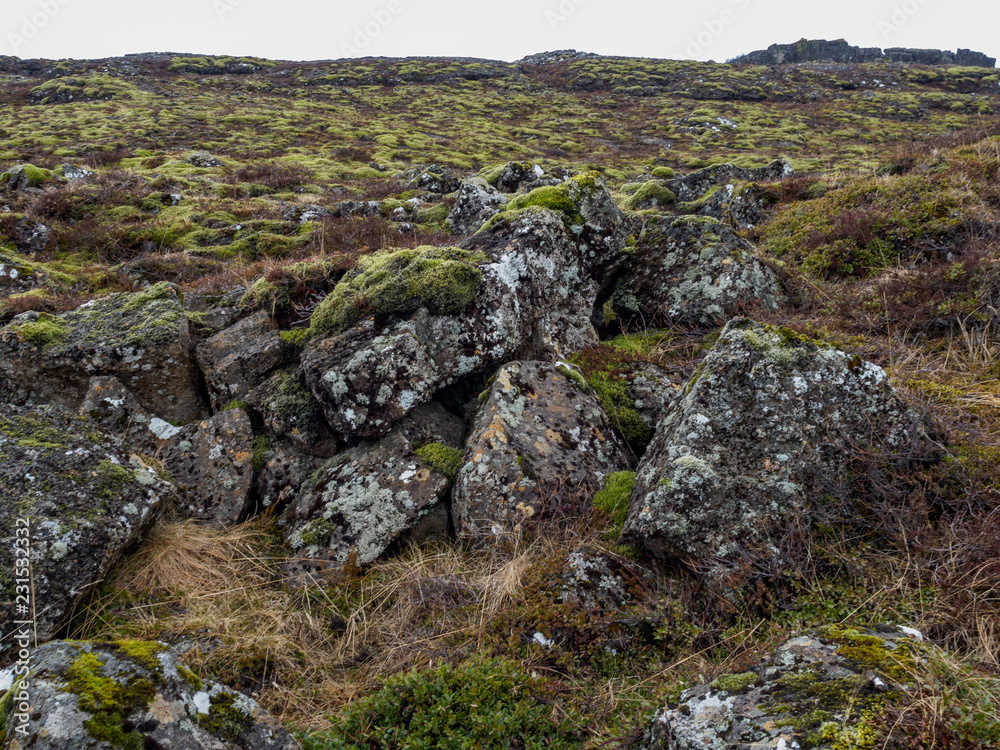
414,443 -> 463,481
592,471 -> 635,543
302,655 -> 583,750
309,246 -> 485,336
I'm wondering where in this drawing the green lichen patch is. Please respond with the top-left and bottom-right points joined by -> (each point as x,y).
93,460 -> 136,501
414,443 -> 463,481
309,246 -> 485,336
0,413 -> 72,450
112,640 -> 167,676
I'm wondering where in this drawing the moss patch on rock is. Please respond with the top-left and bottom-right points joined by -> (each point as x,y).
414,443 -> 463,481
309,246 -> 485,336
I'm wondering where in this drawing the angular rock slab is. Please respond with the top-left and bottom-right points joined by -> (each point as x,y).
0,404 -> 173,666
612,216 -> 782,328
624,319 -> 938,565
0,282 -> 206,422
245,369 -> 335,454
79,376 -> 257,526
453,361 -> 629,535
166,409 -> 256,526
447,177 -> 507,234
284,429 -> 452,581
640,626 -> 922,750
195,310 -> 285,411
0,640 -> 300,749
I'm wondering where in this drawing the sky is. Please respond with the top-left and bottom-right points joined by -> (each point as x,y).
2,0 -> 998,65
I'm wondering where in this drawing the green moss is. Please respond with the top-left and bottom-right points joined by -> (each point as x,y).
195,690 -> 251,742
251,433 -> 271,474
313,655 -> 582,750
592,471 -> 636,543
584,372 -> 652,455
0,414 -> 69,450
7,313 -> 69,351
416,204 -> 450,225
414,443 -> 463,481
94,460 -> 135,501
711,671 -> 759,693
651,166 -> 676,179
556,363 -> 589,390
297,518 -> 337,547
112,640 -> 167,675
626,180 -> 676,210
176,664 -> 204,692
64,650 -> 155,750
309,246 -> 485,336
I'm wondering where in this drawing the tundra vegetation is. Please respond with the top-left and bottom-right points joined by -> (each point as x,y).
1,49 -> 1000,749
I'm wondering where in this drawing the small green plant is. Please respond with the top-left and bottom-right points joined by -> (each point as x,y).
301,655 -> 583,750
592,471 -> 636,543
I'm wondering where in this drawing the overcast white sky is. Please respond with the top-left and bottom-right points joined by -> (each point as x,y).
3,0 -> 997,64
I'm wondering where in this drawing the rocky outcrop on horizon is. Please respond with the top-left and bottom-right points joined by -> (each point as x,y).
732,38 -> 996,68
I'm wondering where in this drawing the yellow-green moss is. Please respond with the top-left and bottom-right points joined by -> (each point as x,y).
711,671 -> 759,693
7,313 -> 69,351
626,181 -> 676,210
309,246 -> 485,336
64,650 -> 155,750
414,443 -> 463,481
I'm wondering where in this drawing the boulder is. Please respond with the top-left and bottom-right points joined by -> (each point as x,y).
669,159 -> 792,203
164,409 -> 257,526
60,163 -> 92,181
612,216 -> 782,328
255,438 -> 324,516
452,361 -> 629,535
623,319 -> 938,566
301,182 -> 631,443
0,404 -> 173,666
195,310 -> 286,411
187,150 -> 223,167
79,377 -> 257,526
0,283 -> 206,423
0,639 -> 300,749
245,369 -> 336,454
495,161 -> 545,192
446,177 -> 508,234
284,428 -> 454,581
640,625 -> 922,750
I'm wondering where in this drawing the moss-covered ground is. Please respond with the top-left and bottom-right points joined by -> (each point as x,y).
4,50 -> 999,748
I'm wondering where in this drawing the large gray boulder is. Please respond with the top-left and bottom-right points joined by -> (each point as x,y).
612,216 -> 782,328
640,625 -> 922,750
446,177 -> 507,234
623,319 -> 938,566
0,404 -> 173,666
0,283 -> 206,422
453,361 -> 630,536
0,639 -> 300,749
301,178 -> 631,443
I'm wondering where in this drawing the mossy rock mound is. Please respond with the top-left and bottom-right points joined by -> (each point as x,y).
0,283 -> 206,422
0,404 -> 174,666
0,640 -> 300,749
624,319 -> 940,569
309,246 -> 485,337
640,626 -> 922,750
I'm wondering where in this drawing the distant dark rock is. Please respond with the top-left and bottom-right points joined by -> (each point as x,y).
732,38 -> 995,68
